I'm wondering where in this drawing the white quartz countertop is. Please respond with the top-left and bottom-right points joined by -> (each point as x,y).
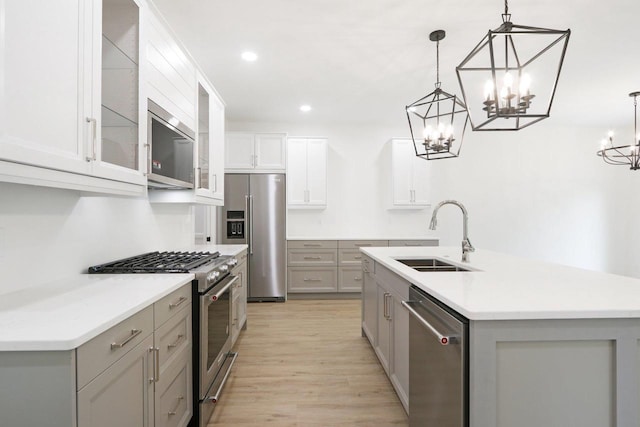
361,246 -> 640,321
0,274 -> 193,351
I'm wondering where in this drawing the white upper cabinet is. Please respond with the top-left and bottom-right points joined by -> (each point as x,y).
225,133 -> 286,172
0,0 -> 145,195
287,137 -> 327,209
144,4 -> 196,132
389,138 -> 430,209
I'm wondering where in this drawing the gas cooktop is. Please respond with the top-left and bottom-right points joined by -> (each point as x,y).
88,251 -> 222,274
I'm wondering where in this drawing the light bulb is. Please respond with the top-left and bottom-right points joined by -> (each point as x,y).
519,73 -> 531,96
407,106 -> 416,113
608,130 -> 614,139
445,125 -> 453,139
431,130 -> 440,143
500,85 -> 509,101
503,72 -> 513,90
600,139 -> 608,150
437,122 -> 445,136
630,145 -> 638,155
484,80 -> 494,101
423,125 -> 432,140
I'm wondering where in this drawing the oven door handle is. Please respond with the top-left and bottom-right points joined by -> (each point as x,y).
205,275 -> 238,301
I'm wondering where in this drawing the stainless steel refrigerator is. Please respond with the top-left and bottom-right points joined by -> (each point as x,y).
220,174 -> 286,301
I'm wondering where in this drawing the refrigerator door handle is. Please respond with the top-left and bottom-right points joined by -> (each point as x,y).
249,194 -> 254,255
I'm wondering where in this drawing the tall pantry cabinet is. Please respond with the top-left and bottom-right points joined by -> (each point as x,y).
0,0 -> 146,196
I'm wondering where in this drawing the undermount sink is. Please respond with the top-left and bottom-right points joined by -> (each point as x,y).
396,258 -> 471,272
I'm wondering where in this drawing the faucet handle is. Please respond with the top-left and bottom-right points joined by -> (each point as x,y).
464,238 -> 475,252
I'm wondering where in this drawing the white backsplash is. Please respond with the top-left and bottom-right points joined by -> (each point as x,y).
0,182 -> 194,293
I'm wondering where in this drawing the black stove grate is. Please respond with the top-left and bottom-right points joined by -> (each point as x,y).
88,251 -> 221,274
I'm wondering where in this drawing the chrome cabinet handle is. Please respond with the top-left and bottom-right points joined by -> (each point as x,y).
213,174 -> 217,192
169,296 -> 187,309
196,166 -> 201,188
253,154 -> 258,167
145,143 -> 151,175
303,278 -> 322,282
167,334 -> 185,349
402,300 -> 458,345
111,329 -> 142,350
383,293 -> 389,319
354,255 -> 362,260
354,276 -> 362,281
303,256 -> 322,260
303,243 -> 322,247
85,117 -> 97,161
168,396 -> 184,416
355,244 -> 371,247
148,346 -> 160,383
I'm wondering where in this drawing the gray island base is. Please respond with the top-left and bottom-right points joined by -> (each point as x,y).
361,246 -> 640,427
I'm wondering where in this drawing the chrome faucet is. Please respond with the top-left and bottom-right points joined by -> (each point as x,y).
429,200 -> 475,262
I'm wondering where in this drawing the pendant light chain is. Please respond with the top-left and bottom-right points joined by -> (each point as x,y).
505,0 -> 509,15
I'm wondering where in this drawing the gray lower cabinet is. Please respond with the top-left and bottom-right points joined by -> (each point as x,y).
78,334 -> 155,427
362,258 -> 410,414
289,239 -> 438,294
231,249 -> 248,345
0,283 -> 193,427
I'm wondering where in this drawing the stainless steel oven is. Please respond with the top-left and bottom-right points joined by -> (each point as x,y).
198,273 -> 238,426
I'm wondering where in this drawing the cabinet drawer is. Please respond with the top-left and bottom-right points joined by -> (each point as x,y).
156,304 -> 191,373
287,240 -> 337,249
155,347 -> 192,427
339,249 -> 366,265
388,239 -> 438,247
338,240 -> 388,249
287,248 -> 337,266
338,266 -> 363,292
77,305 -> 154,390
288,267 -> 338,292
154,283 -> 192,328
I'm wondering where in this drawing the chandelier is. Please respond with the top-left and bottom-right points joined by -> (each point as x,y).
405,30 -> 469,160
597,92 -> 640,170
456,0 -> 570,131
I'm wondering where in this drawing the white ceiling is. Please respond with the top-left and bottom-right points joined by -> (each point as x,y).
152,0 -> 640,130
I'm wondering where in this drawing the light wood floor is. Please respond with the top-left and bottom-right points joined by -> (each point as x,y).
207,299 -> 408,426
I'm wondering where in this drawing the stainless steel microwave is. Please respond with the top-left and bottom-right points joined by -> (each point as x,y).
147,100 -> 195,189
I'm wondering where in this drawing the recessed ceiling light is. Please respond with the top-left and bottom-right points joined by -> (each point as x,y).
300,105 -> 312,112
241,51 -> 258,62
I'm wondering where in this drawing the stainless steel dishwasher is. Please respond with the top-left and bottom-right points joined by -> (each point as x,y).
402,285 -> 469,427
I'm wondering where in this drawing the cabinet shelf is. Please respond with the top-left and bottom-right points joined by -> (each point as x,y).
101,104 -> 137,128
102,35 -> 137,69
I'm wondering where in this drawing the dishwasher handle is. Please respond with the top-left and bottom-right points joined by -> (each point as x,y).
402,300 -> 458,345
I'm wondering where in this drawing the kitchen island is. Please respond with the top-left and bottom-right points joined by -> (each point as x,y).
361,246 -> 640,427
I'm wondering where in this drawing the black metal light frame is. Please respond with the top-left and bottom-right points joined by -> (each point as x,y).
456,0 -> 570,131
597,92 -> 640,170
406,30 -> 469,160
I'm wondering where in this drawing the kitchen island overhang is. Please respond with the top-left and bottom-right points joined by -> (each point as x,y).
361,246 -> 640,427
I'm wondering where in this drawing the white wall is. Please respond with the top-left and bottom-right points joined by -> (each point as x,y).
227,121 -> 436,239
229,120 -> 640,278
0,182 -> 195,293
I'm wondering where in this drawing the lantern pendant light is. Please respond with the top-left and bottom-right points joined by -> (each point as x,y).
456,0 -> 570,131
597,92 -> 640,170
406,30 -> 469,160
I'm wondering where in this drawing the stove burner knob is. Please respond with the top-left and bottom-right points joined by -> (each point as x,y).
228,258 -> 238,267
208,271 -> 220,281
220,265 -> 229,273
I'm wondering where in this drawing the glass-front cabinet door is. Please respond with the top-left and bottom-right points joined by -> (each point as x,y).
93,0 -> 145,186
197,82 -> 210,191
